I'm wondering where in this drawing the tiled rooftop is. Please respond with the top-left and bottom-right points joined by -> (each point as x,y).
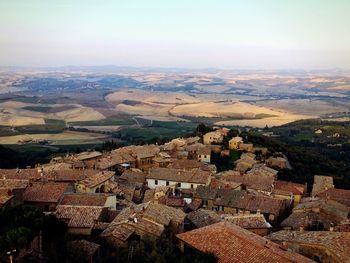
70,240 -> 100,256
147,167 -> 211,184
79,171 -> 115,188
0,188 -> 13,207
0,178 -> 29,189
317,188 -> 350,207
60,193 -> 110,207
105,203 -> 186,237
120,170 -> 146,184
224,214 -> 271,229
103,202 -> 185,239
312,175 -> 334,197
220,169 -> 275,193
76,151 -> 102,161
267,230 -> 350,263
56,205 -> 105,228
49,169 -> 96,182
23,182 -> 68,203
177,222 -> 314,263
187,209 -> 222,228
0,169 -> 41,180
274,180 -> 306,195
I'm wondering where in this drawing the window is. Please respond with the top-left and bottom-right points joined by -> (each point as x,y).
204,155 -> 207,158
177,182 -> 181,187
155,180 -> 158,185
166,181 -> 169,186
191,184 -> 194,189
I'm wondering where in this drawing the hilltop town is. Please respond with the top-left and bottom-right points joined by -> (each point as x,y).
1,126 -> 349,263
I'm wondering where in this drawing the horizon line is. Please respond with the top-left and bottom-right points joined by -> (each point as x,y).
0,64 -> 349,72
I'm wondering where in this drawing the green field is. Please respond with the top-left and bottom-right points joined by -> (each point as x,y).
22,105 -> 53,112
0,119 -> 66,136
255,113 -> 278,119
68,115 -> 135,126
11,96 -> 40,103
117,120 -> 196,142
15,119 -> 66,134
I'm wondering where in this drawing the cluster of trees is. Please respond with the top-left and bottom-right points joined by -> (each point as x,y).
242,131 -> 350,189
0,204 -> 216,263
0,205 -> 68,262
100,236 -> 217,263
0,145 -> 53,169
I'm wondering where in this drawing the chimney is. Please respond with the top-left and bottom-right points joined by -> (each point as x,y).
280,241 -> 288,251
257,209 -> 261,215
299,226 -> 304,233
330,223 -> 334,232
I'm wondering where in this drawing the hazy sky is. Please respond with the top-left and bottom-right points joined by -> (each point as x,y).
1,0 -> 349,69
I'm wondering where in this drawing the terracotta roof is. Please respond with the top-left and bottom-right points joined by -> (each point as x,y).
147,167 -> 211,184
92,222 -> 109,231
96,157 -> 120,170
42,162 -> 73,172
312,175 -> 334,197
0,179 -> 29,189
76,151 -> 102,161
102,223 -> 135,241
143,189 -> 156,203
197,147 -> 211,155
317,188 -> 350,207
221,169 -> 275,193
110,218 -> 164,238
0,188 -> 13,207
49,169 -> 96,182
334,219 -> 350,232
195,185 -> 218,200
105,202 -> 185,234
0,169 -> 40,180
224,214 -> 271,230
23,182 -> 68,203
274,181 -> 306,195
169,160 -> 217,173
70,240 -> 100,256
210,178 -> 241,190
267,230 -> 350,263
114,180 -> 136,202
239,194 -> 287,216
185,136 -> 200,144
281,211 -> 335,230
158,196 -> 186,207
185,199 -> 202,211
187,209 -> 222,228
115,145 -> 160,159
214,189 -> 247,208
78,171 -> 115,188
120,170 -> 146,184
177,222 -> 314,263
102,202 -> 184,239
169,159 -> 202,169
60,193 -> 110,207
56,205 -> 105,228
295,199 -> 349,219
185,143 -> 207,153
248,164 -> 278,178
